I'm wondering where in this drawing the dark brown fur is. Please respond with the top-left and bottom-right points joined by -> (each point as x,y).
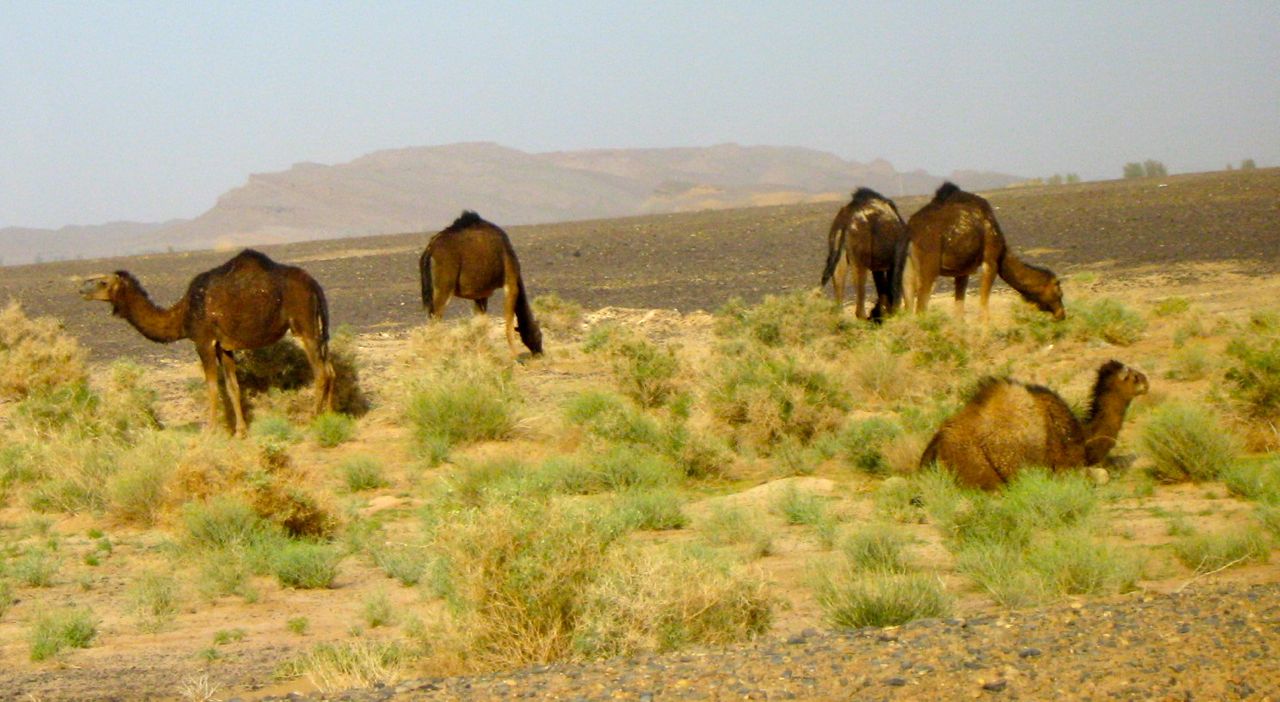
820,188 -> 906,320
921,361 -> 1148,489
890,183 -> 1065,322
79,249 -> 335,435
419,211 -> 543,356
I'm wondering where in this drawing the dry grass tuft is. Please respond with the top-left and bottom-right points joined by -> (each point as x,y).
0,300 -> 88,400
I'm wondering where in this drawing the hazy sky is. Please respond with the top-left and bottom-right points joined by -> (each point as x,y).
2,1 -> 1277,229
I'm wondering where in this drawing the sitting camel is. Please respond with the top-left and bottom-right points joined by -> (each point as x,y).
891,182 -> 1065,322
921,360 -> 1148,489
419,211 -> 544,356
80,249 -> 335,436
820,187 -> 907,320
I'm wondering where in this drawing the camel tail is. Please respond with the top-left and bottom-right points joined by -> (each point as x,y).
886,230 -> 912,313
419,246 -> 433,310
315,282 -> 331,358
920,431 -> 942,470
820,224 -> 846,288
513,276 -> 544,356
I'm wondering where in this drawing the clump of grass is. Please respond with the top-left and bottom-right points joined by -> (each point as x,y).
574,545 -> 773,658
405,372 -> 518,464
0,301 -> 88,401
1172,527 -> 1270,573
1023,529 -> 1141,595
1166,343 -> 1215,381
361,590 -> 395,628
1140,403 -> 1241,482
531,294 -> 584,336
1224,316 -> 1280,422
714,292 -> 857,349
697,504 -> 774,559
183,496 -> 274,550
369,543 -> 430,586
836,416 -> 902,475
839,524 -> 913,574
613,489 -> 689,531
1153,297 -> 1191,317
251,413 -> 298,443
128,571 -> 182,632
1221,459 -> 1280,504
311,412 -> 356,448
338,456 -> 387,493
284,640 -> 410,693
212,628 -> 246,645
708,348 -> 850,452
772,484 -> 827,526
425,498 -> 621,667
13,548 -> 59,587
0,579 -> 13,619
269,541 -> 342,589
564,390 -> 664,447
195,550 -> 259,602
586,330 -> 682,408
287,617 -> 310,635
29,607 -> 97,661
1071,297 -> 1147,346
107,434 -> 184,526
1005,301 -> 1069,345
814,571 -> 951,629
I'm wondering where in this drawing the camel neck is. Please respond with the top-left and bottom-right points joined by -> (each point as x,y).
1083,394 -> 1131,465
114,283 -> 188,343
997,253 -> 1042,296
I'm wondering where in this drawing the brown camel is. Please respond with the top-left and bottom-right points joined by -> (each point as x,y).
80,249 -> 335,436
890,182 -> 1065,323
419,211 -> 543,356
820,188 -> 907,320
921,360 -> 1148,489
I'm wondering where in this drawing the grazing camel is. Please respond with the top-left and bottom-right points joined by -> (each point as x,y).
820,188 -> 907,320
891,182 -> 1065,323
921,360 -> 1148,489
419,211 -> 544,356
80,249 -> 335,436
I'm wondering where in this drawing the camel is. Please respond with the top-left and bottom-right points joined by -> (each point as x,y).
419,211 -> 544,357
890,182 -> 1065,323
820,188 -> 907,320
80,249 -> 335,436
921,360 -> 1148,489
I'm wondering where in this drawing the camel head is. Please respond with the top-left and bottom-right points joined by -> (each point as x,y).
1039,276 -> 1066,321
1096,360 -> 1149,402
78,273 -> 122,302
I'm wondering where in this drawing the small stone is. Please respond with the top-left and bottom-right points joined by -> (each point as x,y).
1019,647 -> 1042,658
982,679 -> 1008,692
885,677 -> 908,687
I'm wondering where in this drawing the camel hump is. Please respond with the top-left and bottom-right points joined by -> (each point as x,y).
851,187 -> 887,204
933,182 -> 962,202
225,249 -> 280,271
443,210 -> 488,233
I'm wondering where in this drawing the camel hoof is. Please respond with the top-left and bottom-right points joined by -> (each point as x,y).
1087,467 -> 1110,486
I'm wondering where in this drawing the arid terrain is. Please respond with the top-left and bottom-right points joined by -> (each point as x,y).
1,169 -> 1279,701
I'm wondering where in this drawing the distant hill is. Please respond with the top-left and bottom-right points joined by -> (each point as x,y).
2,142 -> 1022,265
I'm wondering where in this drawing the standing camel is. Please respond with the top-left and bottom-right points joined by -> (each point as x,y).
921,360 -> 1148,489
80,249 -> 335,436
419,211 -> 543,357
820,188 -> 907,320
890,182 -> 1065,323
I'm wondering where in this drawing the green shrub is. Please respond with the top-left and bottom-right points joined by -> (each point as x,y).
1154,297 -> 1191,317
714,292 -> 855,349
270,541 -> 342,589
107,443 -> 176,526
564,391 -> 664,447
0,579 -> 13,619
283,640 -> 409,693
361,590 -> 395,628
1221,459 -> 1280,504
195,549 -> 258,602
183,496 -> 273,550
251,414 -> 298,443
709,349 -> 850,452
1140,403 -> 1241,482
338,456 -> 387,492
406,374 -> 517,464
1024,530 -> 1140,595
697,505 -> 774,559
29,607 -> 97,661
955,542 -> 1046,608
574,546 -> 772,658
128,572 -> 182,632
13,548 -> 58,587
287,617 -> 310,635
311,412 -> 356,448
839,525 -> 913,574
837,417 -> 902,475
613,489 -> 689,531
1173,527 -> 1270,573
772,485 -> 827,526
592,334 -> 681,408
369,543 -> 430,586
1225,325 -> 1280,420
1071,298 -> 1147,345
531,294 -> 584,336
814,571 -> 951,629
1167,343 -> 1214,381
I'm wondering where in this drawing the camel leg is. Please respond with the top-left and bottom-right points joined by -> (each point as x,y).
196,342 -> 223,433
473,298 -> 489,315
853,263 -> 868,320
832,255 -> 847,308
978,262 -> 997,326
429,289 -> 453,321
914,266 -> 935,314
299,335 -> 336,416
953,275 -> 969,320
871,270 -> 891,316
218,347 -> 248,437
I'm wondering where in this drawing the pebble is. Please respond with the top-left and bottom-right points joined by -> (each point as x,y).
982,679 -> 1008,692
1019,647 -> 1043,658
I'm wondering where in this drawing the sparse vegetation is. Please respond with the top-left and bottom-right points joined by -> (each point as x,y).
311,412 -> 356,447
29,607 -> 97,661
1141,403 -> 1241,482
